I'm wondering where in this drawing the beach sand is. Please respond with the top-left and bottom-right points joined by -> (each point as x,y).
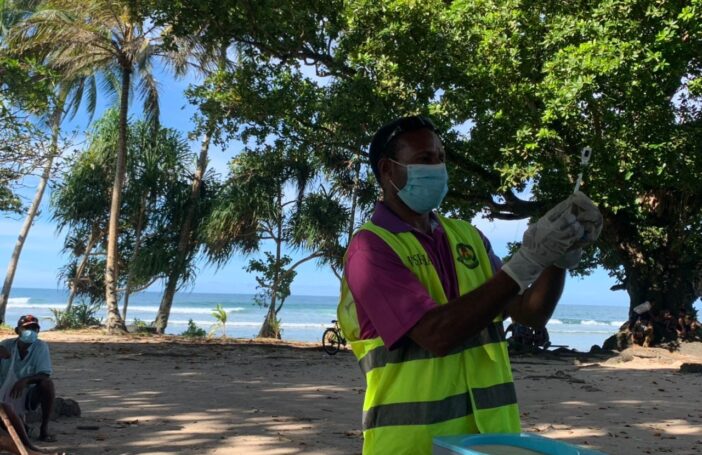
15,330 -> 702,455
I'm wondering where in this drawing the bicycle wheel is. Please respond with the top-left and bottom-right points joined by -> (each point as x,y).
322,328 -> 341,355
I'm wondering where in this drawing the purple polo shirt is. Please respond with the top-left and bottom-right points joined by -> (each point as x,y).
344,203 -> 502,349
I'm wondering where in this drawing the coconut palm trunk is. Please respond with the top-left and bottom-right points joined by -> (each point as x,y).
104,66 -> 130,334
154,128 -> 212,334
0,111 -> 61,323
122,198 -> 146,321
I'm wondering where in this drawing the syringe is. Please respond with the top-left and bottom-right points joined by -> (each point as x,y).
573,146 -> 592,193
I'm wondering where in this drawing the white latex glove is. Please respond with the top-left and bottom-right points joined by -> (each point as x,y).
571,191 -> 603,247
503,198 -> 584,292
554,248 -> 583,270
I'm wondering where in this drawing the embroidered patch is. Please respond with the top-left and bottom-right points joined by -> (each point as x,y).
456,243 -> 479,269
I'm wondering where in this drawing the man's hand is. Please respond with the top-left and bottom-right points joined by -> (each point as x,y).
554,248 -> 583,270
10,378 -> 27,399
503,197 -> 584,292
0,346 -> 10,360
571,191 -> 603,247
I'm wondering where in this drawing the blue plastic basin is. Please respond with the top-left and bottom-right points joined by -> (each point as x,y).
433,433 -> 606,455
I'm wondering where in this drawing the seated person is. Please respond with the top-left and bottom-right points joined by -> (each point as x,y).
505,322 -> 535,349
642,320 -> 654,347
689,317 -> 702,341
533,327 -> 551,349
0,315 -> 56,442
677,310 -> 688,340
0,402 -> 60,454
632,319 -> 645,346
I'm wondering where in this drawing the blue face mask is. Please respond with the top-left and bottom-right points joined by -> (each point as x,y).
19,329 -> 38,344
390,160 -> 449,214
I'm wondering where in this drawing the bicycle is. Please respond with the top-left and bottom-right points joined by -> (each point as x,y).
322,319 -> 346,355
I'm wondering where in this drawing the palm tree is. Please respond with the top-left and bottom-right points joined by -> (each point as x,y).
7,0 -> 189,333
0,0 -> 96,322
154,42 -> 230,334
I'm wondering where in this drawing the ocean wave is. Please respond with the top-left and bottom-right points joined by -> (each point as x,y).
7,297 -> 31,306
549,319 -> 563,325
127,306 -> 247,315
168,320 -> 261,327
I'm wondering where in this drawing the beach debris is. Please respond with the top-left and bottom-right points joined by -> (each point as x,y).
679,363 -> 702,373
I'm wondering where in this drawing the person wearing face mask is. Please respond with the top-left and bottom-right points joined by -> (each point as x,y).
337,115 -> 603,454
0,315 -> 56,443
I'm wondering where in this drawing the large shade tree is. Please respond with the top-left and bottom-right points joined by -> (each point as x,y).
150,1 -> 702,337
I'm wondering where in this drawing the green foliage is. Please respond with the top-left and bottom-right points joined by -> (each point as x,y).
181,319 -> 206,338
52,111 -> 204,318
50,301 -> 102,330
246,253 -> 296,309
151,0 -> 702,314
209,304 -> 228,337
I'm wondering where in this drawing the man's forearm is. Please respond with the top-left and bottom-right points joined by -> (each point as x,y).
22,373 -> 49,385
410,270 -> 520,356
508,266 -> 566,328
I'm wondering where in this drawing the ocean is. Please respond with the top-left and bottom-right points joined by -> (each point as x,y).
2,287 -> 632,352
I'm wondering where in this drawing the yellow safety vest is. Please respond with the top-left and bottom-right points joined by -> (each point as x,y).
338,215 -> 520,454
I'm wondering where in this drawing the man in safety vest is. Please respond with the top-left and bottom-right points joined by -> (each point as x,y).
338,115 -> 602,454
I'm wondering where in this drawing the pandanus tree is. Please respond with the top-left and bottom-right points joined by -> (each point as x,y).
7,0 -> 194,332
203,144 -> 347,339
53,110 -> 195,323
153,39 -> 231,334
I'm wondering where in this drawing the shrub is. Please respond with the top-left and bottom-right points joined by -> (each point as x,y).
181,319 -> 206,338
50,302 -> 102,330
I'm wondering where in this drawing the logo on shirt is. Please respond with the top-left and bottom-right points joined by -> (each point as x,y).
407,253 -> 431,268
456,243 -> 479,269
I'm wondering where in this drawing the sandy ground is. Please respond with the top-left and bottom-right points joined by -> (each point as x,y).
11,331 -> 702,455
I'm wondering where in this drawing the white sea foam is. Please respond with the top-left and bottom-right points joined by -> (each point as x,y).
548,319 -> 563,325
127,306 -> 247,315
581,320 -> 607,326
7,297 -> 31,306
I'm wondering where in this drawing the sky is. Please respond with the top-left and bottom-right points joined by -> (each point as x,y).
0,63 -> 634,307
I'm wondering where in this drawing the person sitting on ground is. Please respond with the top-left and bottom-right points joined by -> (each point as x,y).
659,309 -> 677,342
533,326 -> 551,349
681,313 -> 701,341
0,315 -> 56,443
505,322 -> 534,349
0,402 -> 60,454
676,310 -> 688,340
632,318 -> 645,346
689,317 -> 702,341
642,319 -> 654,347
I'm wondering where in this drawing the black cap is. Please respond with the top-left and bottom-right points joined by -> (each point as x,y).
17,314 -> 40,330
368,115 -> 438,181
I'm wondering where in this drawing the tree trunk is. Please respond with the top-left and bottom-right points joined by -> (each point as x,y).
604,242 -> 699,350
154,128 -> 212,334
104,67 -> 130,334
0,111 -> 61,323
258,189 -> 283,339
65,226 -> 100,312
122,198 -> 146,321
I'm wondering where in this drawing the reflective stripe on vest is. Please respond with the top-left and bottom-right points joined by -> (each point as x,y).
338,215 -> 521,454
